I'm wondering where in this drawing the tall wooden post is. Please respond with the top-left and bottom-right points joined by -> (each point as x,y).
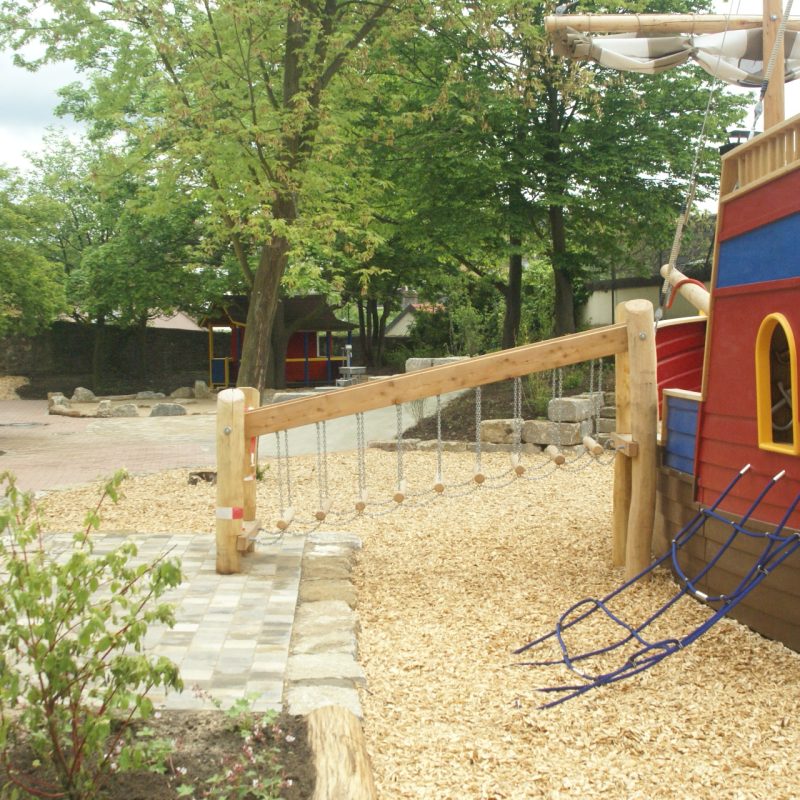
613,303 -> 632,567
763,0 -> 785,130
623,300 -> 658,579
216,388 -> 246,574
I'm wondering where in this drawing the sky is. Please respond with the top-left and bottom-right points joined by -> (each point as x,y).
0,1 -> 798,174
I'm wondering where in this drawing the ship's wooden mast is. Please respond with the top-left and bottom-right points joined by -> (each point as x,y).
545,9 -> 799,127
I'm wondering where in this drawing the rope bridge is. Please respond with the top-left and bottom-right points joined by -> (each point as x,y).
515,464 -> 800,708
216,299 -> 658,577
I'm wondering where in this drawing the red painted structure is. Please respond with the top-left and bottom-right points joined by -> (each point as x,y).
202,295 -> 354,387
693,169 -> 800,530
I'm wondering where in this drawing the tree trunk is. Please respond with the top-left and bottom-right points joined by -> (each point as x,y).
237,254 -> 284,393
502,246 -> 523,348
268,300 -> 289,390
549,204 -> 576,336
92,315 -> 106,391
237,201 -> 294,394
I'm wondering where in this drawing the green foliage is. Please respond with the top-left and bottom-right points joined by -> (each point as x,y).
0,471 -> 183,800
0,169 -> 66,335
173,694 -> 283,800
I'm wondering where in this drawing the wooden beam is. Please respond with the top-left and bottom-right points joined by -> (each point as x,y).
307,706 -> 378,800
544,14 -> 800,35
245,324 -> 629,438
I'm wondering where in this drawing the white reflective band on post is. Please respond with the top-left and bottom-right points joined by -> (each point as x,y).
216,506 -> 244,520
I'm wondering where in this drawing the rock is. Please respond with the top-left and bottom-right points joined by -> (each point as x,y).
96,400 -> 113,418
404,356 -> 470,372
194,380 -> 213,399
49,405 -> 82,418
286,685 -> 362,719
480,419 -> 517,444
287,653 -> 366,685
307,532 -> 363,550
600,405 -> 617,419
136,391 -> 166,400
292,629 -> 358,657
522,419 -> 592,446
150,403 -> 188,417
597,417 -> 617,434
170,386 -> 194,399
547,396 -> 596,423
574,391 -> 604,414
299,580 -> 358,608
48,393 -> 70,409
302,556 -> 353,581
111,403 -> 139,418
71,386 -> 96,403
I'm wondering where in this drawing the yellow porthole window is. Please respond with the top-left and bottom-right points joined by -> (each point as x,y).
755,313 -> 799,454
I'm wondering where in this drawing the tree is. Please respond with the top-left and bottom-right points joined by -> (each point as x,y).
353,0 -> 746,339
1,0 -> 411,393
0,168 -> 65,335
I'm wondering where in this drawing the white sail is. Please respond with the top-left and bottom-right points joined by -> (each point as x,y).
553,28 -> 800,86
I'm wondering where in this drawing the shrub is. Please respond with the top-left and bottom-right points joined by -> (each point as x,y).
0,470 -> 183,800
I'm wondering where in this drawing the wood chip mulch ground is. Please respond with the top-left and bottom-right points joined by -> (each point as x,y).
37,450 -> 800,800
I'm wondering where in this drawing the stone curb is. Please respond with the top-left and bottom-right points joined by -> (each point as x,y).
285,531 -> 365,720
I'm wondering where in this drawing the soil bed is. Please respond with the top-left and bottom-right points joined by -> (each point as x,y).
5,710 -> 313,799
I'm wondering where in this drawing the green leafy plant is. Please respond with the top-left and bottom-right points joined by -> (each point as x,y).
173,693 -> 284,800
0,470 -> 183,800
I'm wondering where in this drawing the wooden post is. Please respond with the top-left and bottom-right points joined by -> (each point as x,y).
240,387 -> 260,527
216,388 -> 246,574
763,0 -> 785,130
613,303 -> 632,567
623,300 -> 658,579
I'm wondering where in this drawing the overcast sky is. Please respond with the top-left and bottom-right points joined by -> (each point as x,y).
0,2 -> 798,174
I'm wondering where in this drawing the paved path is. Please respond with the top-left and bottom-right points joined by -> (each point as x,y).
0,397 -> 394,712
0,398 -> 415,492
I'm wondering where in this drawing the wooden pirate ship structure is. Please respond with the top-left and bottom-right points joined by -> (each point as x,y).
548,2 -> 800,649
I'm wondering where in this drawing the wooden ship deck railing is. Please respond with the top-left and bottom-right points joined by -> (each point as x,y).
720,113 -> 800,198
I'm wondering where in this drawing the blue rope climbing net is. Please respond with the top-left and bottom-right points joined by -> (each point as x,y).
515,464 -> 800,708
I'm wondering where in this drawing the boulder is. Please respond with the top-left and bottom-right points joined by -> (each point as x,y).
480,418 -> 517,444
48,393 -> 70,409
136,390 -> 165,400
547,396 -> 595,423
150,402 -> 188,417
71,386 -> 96,403
111,403 -> 139,418
522,419 -> 592,446
404,356 -> 470,372
170,386 -> 194,399
96,400 -> 113,418
193,380 -> 213,400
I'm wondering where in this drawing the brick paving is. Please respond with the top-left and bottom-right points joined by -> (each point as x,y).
0,399 -> 302,712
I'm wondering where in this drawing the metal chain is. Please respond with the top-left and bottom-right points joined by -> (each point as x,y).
596,358 -> 604,445
275,431 -> 285,511
396,403 -> 404,487
356,412 -> 367,497
315,421 -> 329,508
436,394 -> 443,481
474,386 -> 482,472
512,377 -> 523,458
282,429 -> 293,507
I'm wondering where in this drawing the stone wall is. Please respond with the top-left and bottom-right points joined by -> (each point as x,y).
0,321 -> 222,397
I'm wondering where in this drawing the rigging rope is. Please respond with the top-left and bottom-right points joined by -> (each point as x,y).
658,0 -> 738,322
